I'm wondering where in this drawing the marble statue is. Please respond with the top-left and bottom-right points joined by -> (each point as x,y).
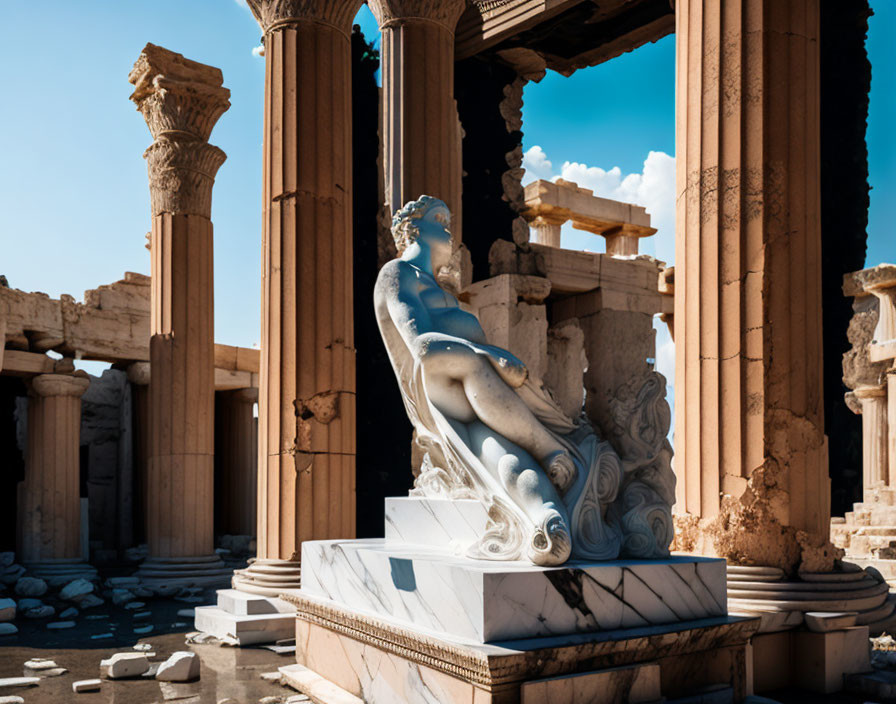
375,196 -> 675,566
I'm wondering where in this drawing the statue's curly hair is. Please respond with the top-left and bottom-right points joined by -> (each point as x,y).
391,195 -> 450,254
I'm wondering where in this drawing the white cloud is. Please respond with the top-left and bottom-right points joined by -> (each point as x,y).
521,145 -> 554,183
520,146 -> 678,428
252,45 -> 265,58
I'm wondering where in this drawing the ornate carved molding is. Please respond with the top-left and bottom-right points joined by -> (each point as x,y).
129,44 -> 230,142
31,373 -> 90,399
246,0 -> 363,34
143,139 -> 226,218
130,44 -> 229,217
368,0 -> 468,30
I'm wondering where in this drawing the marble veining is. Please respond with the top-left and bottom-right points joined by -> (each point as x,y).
301,539 -> 726,642
384,497 -> 489,553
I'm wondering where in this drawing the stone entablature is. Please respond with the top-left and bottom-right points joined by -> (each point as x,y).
521,178 -> 656,254
0,274 -> 259,389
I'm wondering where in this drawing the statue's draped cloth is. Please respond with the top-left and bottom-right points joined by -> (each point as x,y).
375,287 -> 675,563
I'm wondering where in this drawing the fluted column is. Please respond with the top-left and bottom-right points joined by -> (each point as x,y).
233,0 -> 360,596
854,385 -> 889,496
129,43 -> 231,586
369,0 -> 466,244
127,362 -> 151,544
673,0 -> 833,573
529,216 -> 563,248
18,373 -> 97,582
215,388 -> 258,537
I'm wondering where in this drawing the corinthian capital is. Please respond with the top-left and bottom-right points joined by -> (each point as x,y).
144,140 -> 226,217
129,44 -> 230,217
368,0 -> 468,30
246,0 -> 364,34
129,43 -> 230,142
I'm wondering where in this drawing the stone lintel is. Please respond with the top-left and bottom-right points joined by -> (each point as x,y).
522,179 -> 654,238
1,275 -> 259,371
369,0 -> 467,30
246,0 -> 363,34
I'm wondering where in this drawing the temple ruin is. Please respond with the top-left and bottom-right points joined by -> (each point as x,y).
0,0 -> 890,701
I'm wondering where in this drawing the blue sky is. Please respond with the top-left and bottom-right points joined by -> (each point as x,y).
0,1 -> 891,363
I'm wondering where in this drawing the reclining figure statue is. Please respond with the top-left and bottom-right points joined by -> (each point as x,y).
374,195 -> 674,566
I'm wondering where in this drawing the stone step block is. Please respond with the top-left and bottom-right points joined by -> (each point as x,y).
215,589 -> 293,616
193,605 -> 294,646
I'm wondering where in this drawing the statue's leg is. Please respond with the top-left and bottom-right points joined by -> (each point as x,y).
420,340 -> 576,492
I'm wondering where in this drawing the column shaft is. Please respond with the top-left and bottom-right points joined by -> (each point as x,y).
674,0 -> 831,572
889,372 -> 896,487
371,0 -> 466,240
237,2 -> 360,595
856,388 -> 889,495
148,213 -> 215,557
18,373 -> 96,582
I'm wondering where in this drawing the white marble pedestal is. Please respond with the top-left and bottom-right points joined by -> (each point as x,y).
273,496 -> 756,703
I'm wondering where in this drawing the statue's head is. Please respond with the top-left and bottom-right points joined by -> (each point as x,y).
392,196 -> 452,271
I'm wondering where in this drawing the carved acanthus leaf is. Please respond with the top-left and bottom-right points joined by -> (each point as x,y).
144,140 -> 226,217
246,0 -> 363,33
129,43 -> 230,142
368,0 -> 467,29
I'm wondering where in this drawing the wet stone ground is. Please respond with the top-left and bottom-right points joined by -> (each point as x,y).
0,585 -> 302,703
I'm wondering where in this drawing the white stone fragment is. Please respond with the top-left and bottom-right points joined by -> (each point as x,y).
259,671 -> 281,682
133,625 -> 153,634
24,658 -> 57,670
124,601 -> 145,610
0,598 -> 15,622
0,695 -> 25,703
0,678 -> 38,688
132,643 -> 153,651
133,611 -> 152,620
46,621 -> 76,630
59,579 -> 94,601
176,608 -> 195,618
72,679 -> 101,693
59,606 -> 78,619
0,624 -> 18,636
90,633 -> 113,640
155,651 -> 200,682
100,652 -> 149,679
14,578 -> 47,597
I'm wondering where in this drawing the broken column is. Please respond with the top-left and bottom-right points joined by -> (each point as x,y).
215,388 -> 258,538
129,43 -> 231,586
18,372 -> 97,582
672,0 -> 834,573
233,0 -> 360,595
369,0 -> 466,242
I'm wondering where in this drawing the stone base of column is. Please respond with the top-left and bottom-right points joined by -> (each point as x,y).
231,558 -> 301,597
727,564 -> 896,635
25,559 -> 98,587
136,554 -> 231,588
